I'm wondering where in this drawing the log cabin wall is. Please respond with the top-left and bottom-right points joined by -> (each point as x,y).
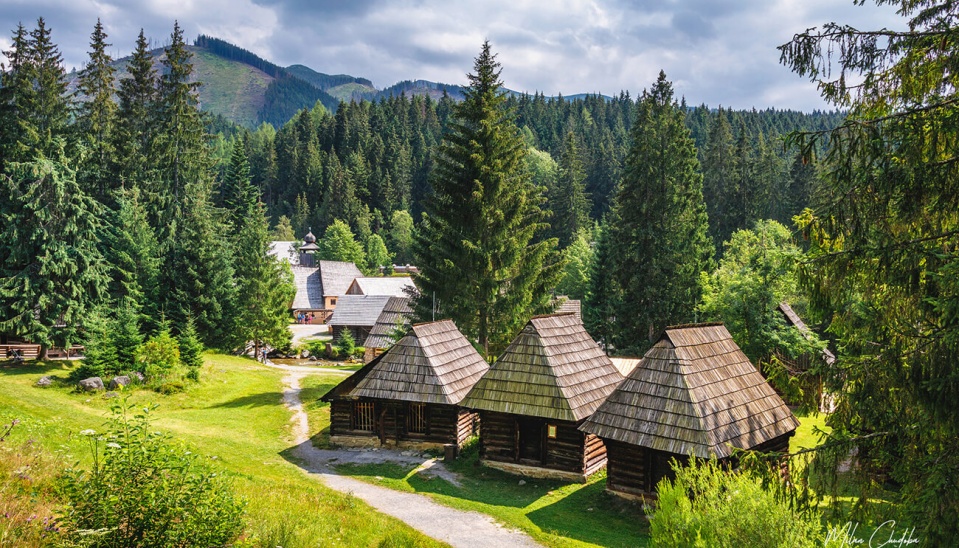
604,440 -> 688,497
479,411 -> 600,474
330,398 -> 474,446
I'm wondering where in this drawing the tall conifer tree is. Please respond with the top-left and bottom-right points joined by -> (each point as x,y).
413,41 -> 563,357
154,22 -> 208,222
607,71 -> 712,351
113,29 -> 157,192
549,130 -> 590,249
75,19 -> 116,201
0,149 -> 107,357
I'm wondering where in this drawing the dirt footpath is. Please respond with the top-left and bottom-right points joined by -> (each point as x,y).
280,369 -> 541,548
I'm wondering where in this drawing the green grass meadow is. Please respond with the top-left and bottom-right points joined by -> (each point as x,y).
0,355 -> 443,548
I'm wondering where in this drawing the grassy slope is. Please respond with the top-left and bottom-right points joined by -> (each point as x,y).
326,82 -> 378,102
0,356 -> 444,548
189,47 -> 273,128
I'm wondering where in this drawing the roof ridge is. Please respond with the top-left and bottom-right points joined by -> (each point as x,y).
667,338 -> 709,438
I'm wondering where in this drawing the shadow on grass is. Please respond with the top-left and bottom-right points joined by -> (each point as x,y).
0,360 -> 74,377
209,391 -> 283,408
337,462 -> 417,481
526,480 -> 650,547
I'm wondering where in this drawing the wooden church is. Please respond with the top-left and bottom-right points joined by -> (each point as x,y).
460,313 -> 624,481
321,319 -> 488,450
579,323 -> 799,499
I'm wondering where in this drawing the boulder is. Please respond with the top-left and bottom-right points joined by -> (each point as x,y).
36,376 -> 53,387
129,371 -> 145,383
103,391 -> 119,399
79,377 -> 105,392
108,375 -> 131,390
300,349 -> 310,358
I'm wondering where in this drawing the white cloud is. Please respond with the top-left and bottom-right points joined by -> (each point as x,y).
0,0 -> 906,110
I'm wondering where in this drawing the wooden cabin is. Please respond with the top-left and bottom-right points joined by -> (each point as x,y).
290,259 -> 364,322
579,323 -> 799,500
460,313 -> 624,481
778,302 -> 836,411
327,295 -> 393,346
320,319 -> 488,451
362,296 -> 412,362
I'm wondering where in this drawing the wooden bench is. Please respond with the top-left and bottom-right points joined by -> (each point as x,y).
0,344 -> 42,361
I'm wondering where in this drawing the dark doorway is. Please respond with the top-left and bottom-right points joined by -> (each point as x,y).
517,418 -> 545,465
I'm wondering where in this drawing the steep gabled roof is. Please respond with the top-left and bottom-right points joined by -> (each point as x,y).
318,260 -> 364,298
778,302 -> 836,365
347,277 -> 416,297
348,320 -> 490,405
579,323 -> 799,459
291,265 -> 324,309
327,295 -> 393,327
364,296 -> 413,350
460,314 -> 624,422
554,297 -> 582,321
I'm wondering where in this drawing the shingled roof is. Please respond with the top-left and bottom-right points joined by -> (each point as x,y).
364,297 -> 413,350
460,313 -> 624,422
778,302 -> 836,365
291,265 -> 324,309
347,320 -> 490,405
579,323 -> 799,459
327,295 -> 393,327
347,277 -> 416,297
318,260 -> 364,298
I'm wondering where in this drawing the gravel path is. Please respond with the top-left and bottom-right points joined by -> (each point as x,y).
280,369 -> 541,548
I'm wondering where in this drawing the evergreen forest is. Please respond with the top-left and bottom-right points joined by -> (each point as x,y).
3,0 -> 957,542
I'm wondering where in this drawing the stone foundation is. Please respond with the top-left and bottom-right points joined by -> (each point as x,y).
329,435 -> 448,453
480,459 -> 590,483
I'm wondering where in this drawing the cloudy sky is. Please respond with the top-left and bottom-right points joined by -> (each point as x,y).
0,0 -> 903,111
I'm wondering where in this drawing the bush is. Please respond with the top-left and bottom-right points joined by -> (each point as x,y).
336,329 -> 356,357
57,402 -> 245,547
648,457 -> 823,547
135,328 -> 182,382
177,316 -> 204,370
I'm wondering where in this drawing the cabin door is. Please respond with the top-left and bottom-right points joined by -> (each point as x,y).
516,418 -> 545,465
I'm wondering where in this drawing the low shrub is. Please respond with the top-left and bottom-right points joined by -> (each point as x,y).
57,401 -> 245,547
336,329 -> 356,357
648,457 -> 823,547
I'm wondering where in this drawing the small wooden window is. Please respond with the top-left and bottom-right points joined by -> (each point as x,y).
331,298 -> 337,306
353,401 -> 375,431
408,403 -> 427,434
547,424 -> 557,439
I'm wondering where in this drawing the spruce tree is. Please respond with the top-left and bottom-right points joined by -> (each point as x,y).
177,315 -> 205,373
113,29 -> 157,192
157,180 -> 237,348
154,22 -> 208,223
0,24 -> 30,172
100,188 -> 160,317
22,18 -> 70,159
549,131 -> 590,249
0,149 -> 108,357
413,41 -> 563,357
607,71 -> 712,352
233,202 -> 295,360
75,19 -> 116,202
221,139 -> 259,233
584,219 -> 620,352
702,108 -> 736,250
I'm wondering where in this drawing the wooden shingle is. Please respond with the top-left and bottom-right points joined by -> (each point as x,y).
461,314 -> 624,421
347,319 -> 489,405
579,323 -> 799,458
